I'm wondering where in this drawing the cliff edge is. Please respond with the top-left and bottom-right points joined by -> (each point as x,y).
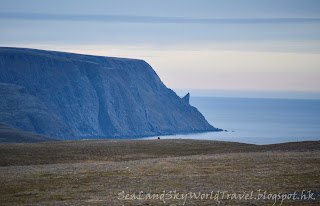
0,47 -> 221,140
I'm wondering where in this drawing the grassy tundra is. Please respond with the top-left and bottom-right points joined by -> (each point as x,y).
0,139 -> 319,205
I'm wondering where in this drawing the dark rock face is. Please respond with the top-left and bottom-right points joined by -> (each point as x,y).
0,47 -> 221,140
182,93 -> 190,104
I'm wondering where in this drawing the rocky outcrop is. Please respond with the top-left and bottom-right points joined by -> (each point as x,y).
0,47 -> 221,140
182,93 -> 190,104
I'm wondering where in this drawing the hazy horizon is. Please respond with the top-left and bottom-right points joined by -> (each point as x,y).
174,88 -> 320,100
1,0 -> 320,99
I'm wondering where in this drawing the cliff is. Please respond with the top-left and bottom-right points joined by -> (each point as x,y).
0,47 -> 221,140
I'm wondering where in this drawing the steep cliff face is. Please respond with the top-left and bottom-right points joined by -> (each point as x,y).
0,47 -> 221,139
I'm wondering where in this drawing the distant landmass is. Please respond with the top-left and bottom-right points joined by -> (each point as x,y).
0,47 -> 221,140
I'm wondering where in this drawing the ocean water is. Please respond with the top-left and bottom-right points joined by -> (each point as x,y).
144,97 -> 320,145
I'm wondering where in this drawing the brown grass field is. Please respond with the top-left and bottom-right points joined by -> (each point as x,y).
0,139 -> 319,205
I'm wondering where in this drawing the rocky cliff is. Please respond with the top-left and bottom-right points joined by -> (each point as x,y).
0,47 -> 221,140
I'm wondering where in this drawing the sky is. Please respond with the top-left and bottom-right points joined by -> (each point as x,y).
1,0 -> 320,99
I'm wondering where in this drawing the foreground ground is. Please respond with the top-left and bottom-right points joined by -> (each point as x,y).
0,139 -> 319,205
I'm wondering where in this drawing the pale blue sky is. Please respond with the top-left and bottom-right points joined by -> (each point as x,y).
1,0 -> 320,98
1,0 -> 320,17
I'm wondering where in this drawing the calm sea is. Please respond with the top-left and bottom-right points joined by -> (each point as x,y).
143,97 -> 320,145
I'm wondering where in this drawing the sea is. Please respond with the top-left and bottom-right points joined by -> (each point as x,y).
143,97 -> 320,145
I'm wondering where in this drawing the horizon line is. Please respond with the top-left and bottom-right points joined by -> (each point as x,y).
173,89 -> 320,100
1,12 -> 320,24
